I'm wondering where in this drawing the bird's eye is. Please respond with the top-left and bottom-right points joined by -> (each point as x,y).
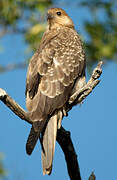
56,11 -> 61,16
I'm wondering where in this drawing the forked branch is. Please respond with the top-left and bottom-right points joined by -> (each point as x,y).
0,61 -> 102,180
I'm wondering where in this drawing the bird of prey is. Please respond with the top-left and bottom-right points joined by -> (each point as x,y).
25,8 -> 86,175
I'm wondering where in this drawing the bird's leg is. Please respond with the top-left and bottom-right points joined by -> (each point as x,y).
57,110 -> 63,129
62,106 -> 68,117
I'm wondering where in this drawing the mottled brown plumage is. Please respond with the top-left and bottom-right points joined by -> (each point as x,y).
25,8 -> 86,175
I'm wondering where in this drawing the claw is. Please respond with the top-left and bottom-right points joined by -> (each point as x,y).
62,107 -> 68,116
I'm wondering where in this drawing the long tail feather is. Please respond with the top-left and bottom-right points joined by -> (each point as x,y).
26,127 -> 39,155
26,120 -> 46,155
41,113 -> 58,175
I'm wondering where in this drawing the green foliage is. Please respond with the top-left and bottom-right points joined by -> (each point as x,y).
0,0 -> 20,26
0,0 -> 52,26
81,0 -> 117,67
0,0 -> 52,51
25,24 -> 46,51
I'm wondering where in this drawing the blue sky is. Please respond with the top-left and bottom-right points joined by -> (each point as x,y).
0,1 -> 117,180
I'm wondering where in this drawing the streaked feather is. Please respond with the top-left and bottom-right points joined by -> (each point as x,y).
25,11 -> 86,175
42,112 -> 58,175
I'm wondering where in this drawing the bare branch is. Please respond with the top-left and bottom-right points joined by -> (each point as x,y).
0,28 -> 7,38
68,61 -> 103,107
0,61 -> 102,180
0,88 -> 31,124
0,27 -> 27,38
0,62 -> 27,73
57,127 -> 81,180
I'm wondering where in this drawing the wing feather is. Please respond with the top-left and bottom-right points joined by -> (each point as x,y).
26,28 -> 85,111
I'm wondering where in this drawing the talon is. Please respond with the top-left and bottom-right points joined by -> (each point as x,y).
62,107 -> 67,116
69,98 -> 73,104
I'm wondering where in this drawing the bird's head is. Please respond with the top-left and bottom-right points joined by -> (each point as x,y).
47,8 -> 74,30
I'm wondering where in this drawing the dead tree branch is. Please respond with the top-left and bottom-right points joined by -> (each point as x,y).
0,61 -> 103,180
0,62 -> 27,73
57,127 -> 82,180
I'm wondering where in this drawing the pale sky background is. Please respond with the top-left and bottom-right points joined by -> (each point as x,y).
0,1 -> 117,180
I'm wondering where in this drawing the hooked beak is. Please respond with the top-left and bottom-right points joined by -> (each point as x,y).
47,13 -> 54,20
